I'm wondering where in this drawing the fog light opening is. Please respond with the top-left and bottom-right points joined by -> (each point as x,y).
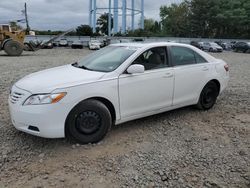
28,126 -> 40,132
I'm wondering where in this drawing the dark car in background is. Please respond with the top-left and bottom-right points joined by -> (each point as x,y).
233,42 -> 250,53
42,42 -> 53,49
71,40 -> 84,49
190,41 -> 202,49
215,41 -> 231,51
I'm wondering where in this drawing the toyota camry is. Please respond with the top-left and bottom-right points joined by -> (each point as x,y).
9,42 -> 229,143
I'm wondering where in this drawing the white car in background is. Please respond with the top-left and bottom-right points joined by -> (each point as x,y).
9,42 -> 229,144
88,39 -> 102,50
59,39 -> 68,47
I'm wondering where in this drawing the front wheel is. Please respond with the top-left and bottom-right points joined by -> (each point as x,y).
4,40 -> 23,56
196,82 -> 219,110
65,100 -> 112,144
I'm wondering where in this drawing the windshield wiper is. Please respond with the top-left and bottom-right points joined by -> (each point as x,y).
72,62 -> 79,67
79,65 -> 91,70
72,62 -> 93,71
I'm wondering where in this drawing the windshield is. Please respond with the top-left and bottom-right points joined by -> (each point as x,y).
210,42 -> 219,47
76,46 -> 136,72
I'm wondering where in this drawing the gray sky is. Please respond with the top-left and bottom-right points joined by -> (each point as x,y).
0,0 -> 182,30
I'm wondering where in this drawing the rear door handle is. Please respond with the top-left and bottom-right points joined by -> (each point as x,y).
163,73 -> 173,78
202,66 -> 209,71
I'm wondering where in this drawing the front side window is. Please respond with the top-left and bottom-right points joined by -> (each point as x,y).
132,47 -> 168,71
171,46 -> 196,66
77,46 -> 136,72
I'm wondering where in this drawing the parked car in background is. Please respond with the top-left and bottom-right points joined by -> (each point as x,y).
88,39 -> 101,50
190,41 -> 202,49
233,42 -> 250,53
230,41 -> 237,49
59,39 -> 68,47
110,39 -> 121,44
132,38 -> 144,42
71,40 -> 84,49
201,42 -> 223,52
52,41 -> 59,47
215,41 -> 231,51
42,42 -> 53,49
120,39 -> 131,43
9,42 -> 229,144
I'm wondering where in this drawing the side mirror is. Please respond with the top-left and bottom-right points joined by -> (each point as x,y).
127,64 -> 145,74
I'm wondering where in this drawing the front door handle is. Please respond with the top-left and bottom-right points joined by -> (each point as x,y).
163,73 -> 173,78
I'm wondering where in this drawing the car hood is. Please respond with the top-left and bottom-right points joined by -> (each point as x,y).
211,45 -> 222,49
15,65 -> 106,93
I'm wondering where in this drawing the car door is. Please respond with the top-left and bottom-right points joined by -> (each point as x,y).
170,46 -> 212,106
118,46 -> 174,118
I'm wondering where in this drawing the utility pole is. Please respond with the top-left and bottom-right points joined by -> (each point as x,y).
141,0 -> 144,29
24,2 -> 30,33
122,0 -> 126,34
108,0 -> 112,36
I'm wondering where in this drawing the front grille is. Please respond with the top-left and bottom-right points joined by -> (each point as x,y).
10,92 -> 24,104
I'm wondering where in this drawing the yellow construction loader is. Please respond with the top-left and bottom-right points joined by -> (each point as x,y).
0,24 -> 72,56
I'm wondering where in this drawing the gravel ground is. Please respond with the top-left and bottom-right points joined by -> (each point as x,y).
0,49 -> 249,188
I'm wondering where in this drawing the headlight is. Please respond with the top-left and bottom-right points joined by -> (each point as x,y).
23,92 -> 66,105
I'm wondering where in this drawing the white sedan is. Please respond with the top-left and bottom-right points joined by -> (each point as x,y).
9,42 -> 229,143
88,40 -> 102,50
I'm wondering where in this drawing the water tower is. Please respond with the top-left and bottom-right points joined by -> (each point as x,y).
89,0 -> 144,36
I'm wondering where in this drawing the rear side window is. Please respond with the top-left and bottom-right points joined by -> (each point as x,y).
193,51 -> 207,63
171,46 -> 196,66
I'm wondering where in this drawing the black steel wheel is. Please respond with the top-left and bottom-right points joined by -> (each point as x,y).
196,82 -> 219,110
4,40 -> 23,56
66,99 -> 112,144
75,111 -> 101,135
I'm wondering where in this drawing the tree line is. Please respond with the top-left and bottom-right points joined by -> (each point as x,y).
16,0 -> 249,39
159,0 -> 250,38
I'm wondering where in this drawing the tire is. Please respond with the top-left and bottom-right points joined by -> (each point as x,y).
4,40 -> 23,56
244,49 -> 250,53
65,99 -> 112,144
196,82 -> 219,110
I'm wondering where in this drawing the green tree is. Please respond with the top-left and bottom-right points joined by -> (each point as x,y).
97,13 -> 113,35
159,0 -> 250,38
144,18 -> 161,33
160,2 -> 190,37
76,25 -> 93,36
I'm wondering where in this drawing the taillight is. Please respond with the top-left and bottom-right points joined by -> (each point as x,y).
224,64 -> 229,72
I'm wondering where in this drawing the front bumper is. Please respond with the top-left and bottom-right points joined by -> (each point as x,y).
8,86 -> 67,138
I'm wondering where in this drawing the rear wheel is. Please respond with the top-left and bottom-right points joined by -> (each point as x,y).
65,100 -> 112,144
4,40 -> 23,56
196,82 -> 219,110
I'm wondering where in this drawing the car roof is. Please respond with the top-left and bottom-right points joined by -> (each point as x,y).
110,42 -> 192,48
